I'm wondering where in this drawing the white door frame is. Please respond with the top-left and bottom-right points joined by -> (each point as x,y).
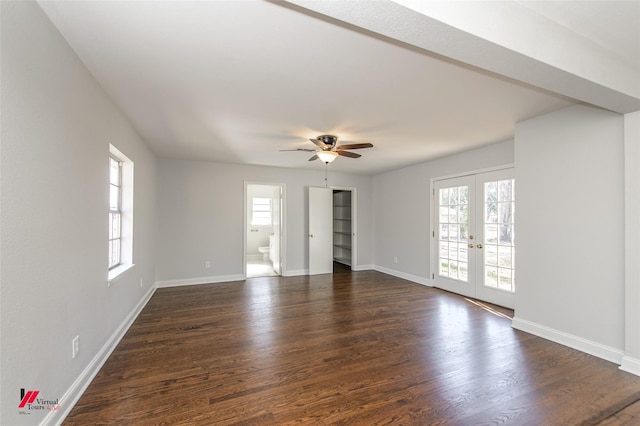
430,164 -> 514,303
243,182 -> 286,278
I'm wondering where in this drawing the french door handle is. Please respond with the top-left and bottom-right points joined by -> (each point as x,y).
476,244 -> 483,249
309,234 -> 314,238
468,243 -> 474,248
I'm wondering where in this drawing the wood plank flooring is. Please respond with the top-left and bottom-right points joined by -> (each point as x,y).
64,265 -> 640,425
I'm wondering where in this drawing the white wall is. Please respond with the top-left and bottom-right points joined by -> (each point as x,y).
0,2 -> 157,424
156,159 -> 373,282
372,140 -> 514,282
513,104 -> 625,359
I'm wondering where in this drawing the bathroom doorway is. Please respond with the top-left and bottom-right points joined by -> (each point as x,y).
244,183 -> 285,278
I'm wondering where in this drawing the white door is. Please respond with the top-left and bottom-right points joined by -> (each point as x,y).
434,169 -> 515,308
434,175 -> 477,299
309,187 -> 333,275
474,169 -> 515,308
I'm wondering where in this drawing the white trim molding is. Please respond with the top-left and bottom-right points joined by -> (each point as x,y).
512,316 -> 624,365
352,264 -> 374,272
283,269 -> 308,277
156,274 -> 245,288
45,285 -> 157,425
374,265 -> 433,287
620,356 -> 640,376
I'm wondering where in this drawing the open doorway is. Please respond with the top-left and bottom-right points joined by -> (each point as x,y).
308,186 -> 357,275
332,189 -> 354,268
245,183 -> 285,278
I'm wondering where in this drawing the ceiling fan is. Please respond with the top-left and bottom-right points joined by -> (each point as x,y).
280,135 -> 373,163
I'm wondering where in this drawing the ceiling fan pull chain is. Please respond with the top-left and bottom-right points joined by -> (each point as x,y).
325,162 -> 328,187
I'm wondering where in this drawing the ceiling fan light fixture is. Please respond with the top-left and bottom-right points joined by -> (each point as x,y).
317,151 -> 338,163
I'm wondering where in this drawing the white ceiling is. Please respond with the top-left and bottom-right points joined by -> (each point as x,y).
518,0 -> 640,70
38,0 -> 638,175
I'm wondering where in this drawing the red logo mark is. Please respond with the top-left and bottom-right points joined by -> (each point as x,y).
19,390 -> 39,408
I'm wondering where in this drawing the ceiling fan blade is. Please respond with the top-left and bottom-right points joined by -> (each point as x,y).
337,143 -> 373,150
308,154 -> 319,161
337,150 -> 361,158
279,148 -> 317,152
310,138 -> 328,149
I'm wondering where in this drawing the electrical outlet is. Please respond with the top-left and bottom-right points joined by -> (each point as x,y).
394,256 -> 398,264
139,277 -> 143,288
72,336 -> 79,359
205,261 -> 211,269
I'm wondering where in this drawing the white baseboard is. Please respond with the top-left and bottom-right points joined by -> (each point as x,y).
45,285 -> 157,426
373,265 -> 433,287
352,264 -> 374,271
620,355 -> 640,376
156,274 -> 245,288
512,316 -> 624,365
283,269 -> 308,277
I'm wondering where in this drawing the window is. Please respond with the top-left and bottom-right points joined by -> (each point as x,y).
108,156 -> 122,269
251,198 -> 272,226
108,144 -> 134,282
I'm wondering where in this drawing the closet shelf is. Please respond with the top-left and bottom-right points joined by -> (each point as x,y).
333,190 -> 352,268
333,256 -> 351,266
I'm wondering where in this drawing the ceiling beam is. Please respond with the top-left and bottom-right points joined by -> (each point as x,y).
278,0 -> 640,114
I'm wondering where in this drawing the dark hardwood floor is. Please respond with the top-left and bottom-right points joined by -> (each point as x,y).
64,264 -> 640,425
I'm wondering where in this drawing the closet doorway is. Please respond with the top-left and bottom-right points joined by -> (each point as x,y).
308,186 -> 357,275
332,189 -> 354,268
245,183 -> 285,278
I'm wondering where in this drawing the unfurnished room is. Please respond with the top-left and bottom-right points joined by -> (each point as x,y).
2,1 -> 640,424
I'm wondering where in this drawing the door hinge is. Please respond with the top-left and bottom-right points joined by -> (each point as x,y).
432,231 -> 435,237
432,273 -> 434,279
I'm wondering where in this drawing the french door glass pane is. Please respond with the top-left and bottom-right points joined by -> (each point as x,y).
438,185 -> 469,282
483,179 -> 515,292
485,244 -> 498,266
485,266 -> 498,288
449,243 -> 459,260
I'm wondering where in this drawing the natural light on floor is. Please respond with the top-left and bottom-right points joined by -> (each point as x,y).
247,262 -> 277,278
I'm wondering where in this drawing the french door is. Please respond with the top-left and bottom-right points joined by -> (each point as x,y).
433,169 -> 515,308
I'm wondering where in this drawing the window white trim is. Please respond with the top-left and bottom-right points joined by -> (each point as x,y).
108,263 -> 135,285
108,144 -> 134,283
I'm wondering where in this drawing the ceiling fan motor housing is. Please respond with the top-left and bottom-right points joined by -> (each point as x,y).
318,135 -> 337,148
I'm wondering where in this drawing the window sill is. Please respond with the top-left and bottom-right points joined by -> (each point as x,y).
108,263 -> 135,286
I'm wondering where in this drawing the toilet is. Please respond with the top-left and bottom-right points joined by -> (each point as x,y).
258,246 -> 270,262
258,234 -> 275,263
